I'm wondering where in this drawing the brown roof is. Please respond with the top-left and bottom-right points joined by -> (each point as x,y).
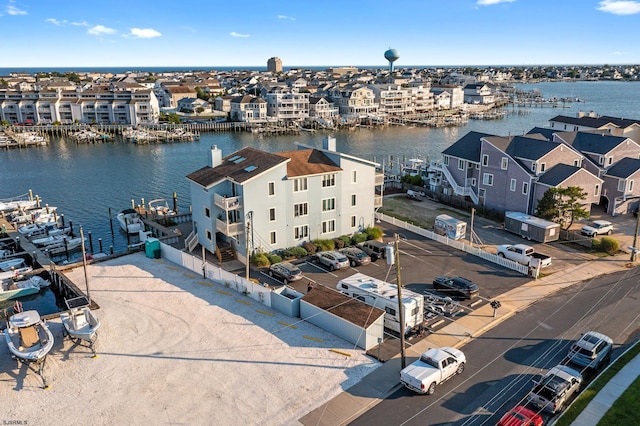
186,147 -> 288,187
302,284 -> 384,328
277,149 -> 342,177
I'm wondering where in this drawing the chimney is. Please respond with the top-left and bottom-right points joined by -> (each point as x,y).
211,145 -> 223,168
323,136 -> 336,152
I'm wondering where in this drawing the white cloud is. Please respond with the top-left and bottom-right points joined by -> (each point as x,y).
477,0 -> 515,5
130,28 -> 161,38
277,14 -> 295,21
229,31 -> 250,38
88,25 -> 116,36
71,20 -> 90,27
597,0 -> 640,15
7,4 -> 27,15
45,18 -> 66,25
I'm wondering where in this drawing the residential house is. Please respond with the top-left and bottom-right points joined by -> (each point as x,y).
463,83 -> 495,104
185,137 -> 383,264
549,113 -> 640,143
177,97 -> 208,113
229,95 -> 267,123
265,87 -> 309,121
430,85 -> 464,109
329,85 -> 378,118
531,164 -> 603,214
367,84 -> 412,117
600,157 -> 640,214
309,96 -> 339,119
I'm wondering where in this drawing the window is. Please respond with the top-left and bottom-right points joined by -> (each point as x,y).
482,173 -> 493,186
321,220 -> 335,234
501,157 -> 508,170
540,163 -> 546,172
618,180 -> 625,191
294,202 -> 308,217
322,198 -> 335,212
293,177 -> 307,192
269,208 -> 276,221
510,178 -> 516,192
630,180 -> 634,192
204,207 -> 210,218
322,174 -> 336,187
470,177 -> 477,186
270,231 -> 276,245
532,163 -> 537,172
594,184 -> 600,196
351,215 -> 356,227
352,170 -> 357,183
351,194 -> 357,206
268,181 -> 275,196
458,159 -> 464,170
479,188 -> 486,198
522,182 -> 529,194
608,157 -> 613,166
206,230 -> 212,241
294,225 -> 309,239
574,159 -> 579,167
443,156 -> 449,166
482,155 -> 489,167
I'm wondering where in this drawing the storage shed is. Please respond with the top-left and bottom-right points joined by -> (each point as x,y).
504,211 -> 560,243
434,214 -> 467,240
300,285 -> 384,350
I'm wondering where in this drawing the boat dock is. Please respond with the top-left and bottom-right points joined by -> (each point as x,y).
0,129 -> 48,149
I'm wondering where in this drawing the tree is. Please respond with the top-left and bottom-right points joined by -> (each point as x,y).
535,187 -> 590,230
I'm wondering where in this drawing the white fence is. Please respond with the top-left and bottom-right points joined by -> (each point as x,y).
160,242 -> 274,307
377,212 -> 530,276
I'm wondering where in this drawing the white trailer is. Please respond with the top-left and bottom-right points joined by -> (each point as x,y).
337,273 -> 424,335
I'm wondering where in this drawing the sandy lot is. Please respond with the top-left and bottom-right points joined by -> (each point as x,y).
1,253 -> 380,425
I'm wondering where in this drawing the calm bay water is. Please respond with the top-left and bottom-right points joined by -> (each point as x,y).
1,81 -> 640,258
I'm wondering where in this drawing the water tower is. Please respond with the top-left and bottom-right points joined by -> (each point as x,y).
384,48 -> 400,73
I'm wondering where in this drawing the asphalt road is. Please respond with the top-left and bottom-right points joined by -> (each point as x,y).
348,266 -> 640,426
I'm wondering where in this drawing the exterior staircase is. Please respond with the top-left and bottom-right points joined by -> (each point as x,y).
217,243 -> 236,263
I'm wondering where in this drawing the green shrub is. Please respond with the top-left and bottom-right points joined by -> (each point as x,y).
313,238 -> 335,251
598,236 -> 619,255
364,226 -> 383,240
351,232 -> 368,245
289,246 -> 308,257
251,253 -> 270,267
302,241 -> 317,255
279,248 -> 295,260
265,253 -> 282,264
338,235 -> 351,247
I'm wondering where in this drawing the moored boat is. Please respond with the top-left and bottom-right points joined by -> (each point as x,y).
0,275 -> 50,301
148,198 -> 176,216
43,236 -> 85,256
116,208 -> 144,234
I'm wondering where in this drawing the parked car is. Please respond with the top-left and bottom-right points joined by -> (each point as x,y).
315,251 -> 349,271
432,276 -> 479,300
339,247 -> 371,267
567,331 -> 613,370
357,240 -> 389,261
581,220 -> 613,237
268,262 -> 303,284
526,364 -> 582,414
498,405 -> 543,426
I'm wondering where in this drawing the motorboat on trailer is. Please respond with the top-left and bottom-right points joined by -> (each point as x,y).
117,208 -> 144,234
0,275 -> 50,301
3,309 -> 54,388
60,297 -> 101,357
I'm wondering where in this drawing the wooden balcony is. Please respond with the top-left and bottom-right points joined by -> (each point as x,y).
216,218 -> 244,236
214,193 -> 242,211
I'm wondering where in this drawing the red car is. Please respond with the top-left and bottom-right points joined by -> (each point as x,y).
498,405 -> 543,426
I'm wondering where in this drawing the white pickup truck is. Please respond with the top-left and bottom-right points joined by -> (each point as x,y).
400,347 -> 466,395
496,244 -> 552,268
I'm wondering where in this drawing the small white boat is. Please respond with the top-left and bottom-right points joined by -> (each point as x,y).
148,198 -> 176,217
18,221 -> 70,237
0,198 -> 38,213
10,207 -> 58,225
0,275 -> 50,301
0,257 -> 27,272
44,236 -> 85,256
0,265 -> 33,282
61,301 -> 101,357
3,309 -> 54,388
117,208 -> 144,234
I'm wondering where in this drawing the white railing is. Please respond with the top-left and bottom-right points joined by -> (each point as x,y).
214,193 -> 242,211
376,212 -> 529,275
184,230 -> 198,252
430,161 -> 479,204
216,218 -> 244,236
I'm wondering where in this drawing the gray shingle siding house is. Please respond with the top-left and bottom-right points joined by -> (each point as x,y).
600,157 -> 640,215
531,164 -> 603,214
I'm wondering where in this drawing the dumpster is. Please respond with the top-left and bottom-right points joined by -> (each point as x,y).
145,238 -> 161,259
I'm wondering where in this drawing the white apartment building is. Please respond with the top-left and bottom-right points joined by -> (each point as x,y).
329,85 -> 378,118
367,84 -> 412,117
309,96 -> 339,119
430,85 -> 464,109
186,137 -> 384,264
0,88 -> 159,125
265,88 -> 309,121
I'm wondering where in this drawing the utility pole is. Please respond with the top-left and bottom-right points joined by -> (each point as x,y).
80,227 -> 91,305
632,210 -> 640,262
470,208 -> 475,247
245,215 -> 251,280
394,234 -> 406,369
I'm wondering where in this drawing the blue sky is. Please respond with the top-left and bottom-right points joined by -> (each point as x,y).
1,0 -> 640,68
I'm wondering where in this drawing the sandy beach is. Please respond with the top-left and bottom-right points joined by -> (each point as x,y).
1,252 -> 380,425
